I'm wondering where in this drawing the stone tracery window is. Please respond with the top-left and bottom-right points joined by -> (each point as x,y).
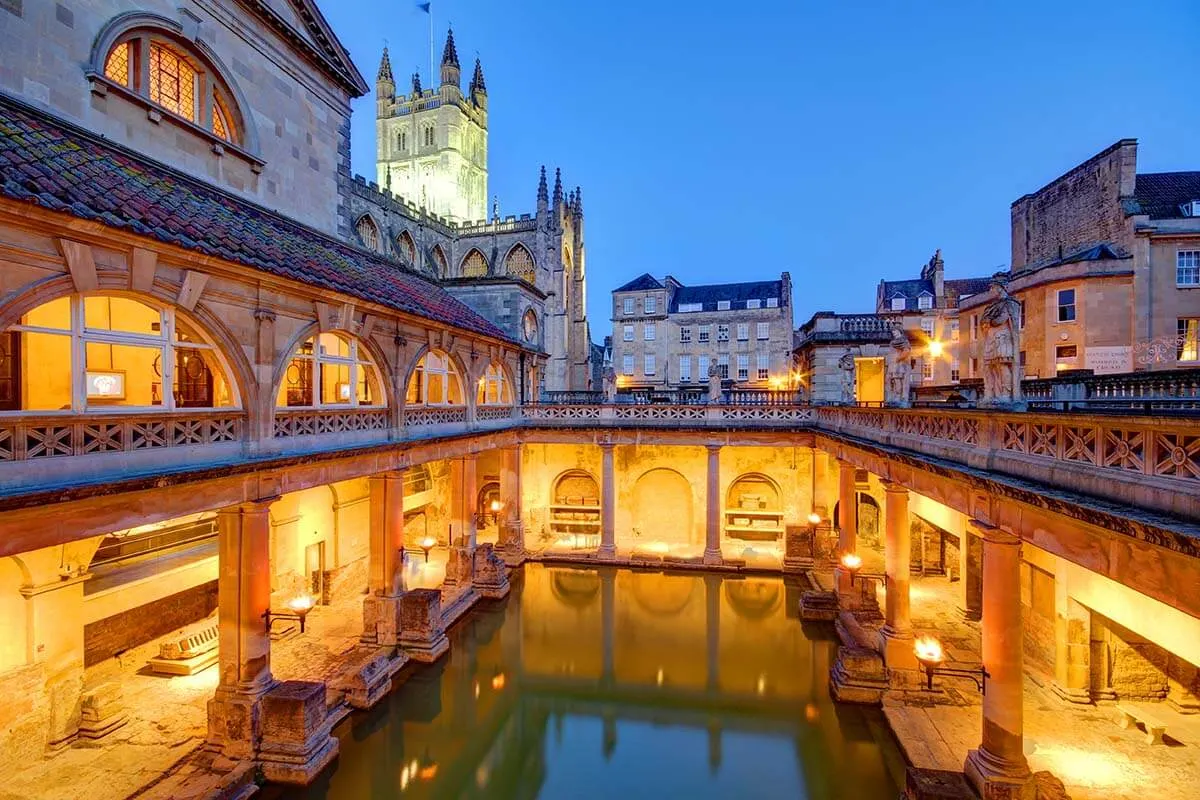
277,332 -> 382,408
431,245 -> 449,277
101,33 -> 241,144
397,230 -> 416,264
405,349 -> 464,406
461,249 -> 488,278
1,294 -> 237,412
476,362 -> 513,406
505,244 -> 535,283
355,215 -> 381,252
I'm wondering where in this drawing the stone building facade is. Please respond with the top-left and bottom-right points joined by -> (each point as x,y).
959,139 -> 1200,379
610,273 -> 794,391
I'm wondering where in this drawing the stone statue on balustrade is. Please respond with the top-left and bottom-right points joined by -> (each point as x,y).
707,362 -> 723,403
838,353 -> 856,404
980,282 -> 1023,407
602,366 -> 617,403
886,328 -> 913,407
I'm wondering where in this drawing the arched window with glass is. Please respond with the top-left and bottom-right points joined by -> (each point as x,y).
101,31 -> 243,145
0,294 -> 237,412
277,333 -> 382,408
476,363 -> 513,406
355,215 -> 381,252
405,350 -> 464,406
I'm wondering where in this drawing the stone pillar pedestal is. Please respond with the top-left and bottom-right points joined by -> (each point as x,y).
704,445 -> 723,565
783,525 -> 814,573
879,481 -> 916,673
207,499 -> 276,760
964,524 -> 1035,800
498,445 -> 526,564
473,543 -> 510,599
598,442 -> 616,559
834,459 -> 859,606
258,680 -> 338,785
398,589 -> 449,662
361,595 -> 404,647
442,545 -> 474,588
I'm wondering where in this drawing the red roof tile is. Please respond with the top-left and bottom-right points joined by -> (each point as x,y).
0,93 -> 512,343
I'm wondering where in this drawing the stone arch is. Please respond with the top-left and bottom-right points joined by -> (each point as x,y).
461,248 -> 489,278
430,244 -> 449,277
271,322 -> 393,411
396,230 -> 416,265
89,11 -> 260,154
476,359 -> 516,406
632,468 -> 694,546
503,243 -> 535,283
0,281 -> 253,413
402,345 -> 469,407
725,472 -> 783,513
552,469 -> 600,506
354,214 -> 381,252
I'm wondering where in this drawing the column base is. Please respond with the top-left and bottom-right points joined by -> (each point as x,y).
397,589 -> 450,663
473,543 -> 511,599
878,625 -> 918,672
441,545 -> 474,589
964,747 -> 1035,800
596,544 -> 616,561
207,683 -> 270,760
1050,681 -> 1092,705
703,548 -> 723,566
361,594 -> 404,647
959,605 -> 982,623
258,680 -> 339,785
830,645 -> 888,704
834,567 -> 866,610
782,556 -> 813,573
330,646 -> 405,710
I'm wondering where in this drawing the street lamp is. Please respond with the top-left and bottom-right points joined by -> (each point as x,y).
264,594 -> 315,634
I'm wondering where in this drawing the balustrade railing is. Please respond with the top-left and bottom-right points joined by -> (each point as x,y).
0,410 -> 244,461
404,406 -> 467,427
273,408 -> 389,438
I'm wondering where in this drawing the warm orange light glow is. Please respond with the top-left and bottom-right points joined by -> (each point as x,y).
489,499 -> 503,513
840,552 -> 863,572
804,702 -> 820,723
768,377 -> 784,390
928,340 -> 944,358
491,670 -> 506,690
914,635 -> 945,667
421,536 -> 436,549
418,762 -> 438,781
287,595 -> 315,613
807,512 -> 821,525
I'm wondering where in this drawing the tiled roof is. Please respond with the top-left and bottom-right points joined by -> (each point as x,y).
945,277 -> 993,299
0,93 -> 512,343
1133,172 -> 1200,220
614,273 -> 663,292
881,276 -> 993,310
670,280 -> 782,312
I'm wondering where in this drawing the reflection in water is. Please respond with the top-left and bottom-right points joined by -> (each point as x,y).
278,565 -> 900,800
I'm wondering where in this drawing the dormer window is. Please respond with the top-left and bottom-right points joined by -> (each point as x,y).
1180,200 -> 1200,218
890,296 -> 906,311
917,294 -> 933,310
101,34 -> 242,145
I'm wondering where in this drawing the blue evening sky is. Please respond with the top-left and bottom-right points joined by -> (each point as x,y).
322,0 -> 1200,333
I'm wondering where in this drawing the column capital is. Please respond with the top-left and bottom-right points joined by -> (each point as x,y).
706,443 -> 723,454
599,440 -> 616,452
880,479 -> 909,495
222,497 -> 276,516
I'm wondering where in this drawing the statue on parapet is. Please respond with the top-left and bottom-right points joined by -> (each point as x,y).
707,362 -> 723,404
886,327 -> 912,407
838,353 -> 856,404
602,365 -> 617,403
981,281 -> 1023,407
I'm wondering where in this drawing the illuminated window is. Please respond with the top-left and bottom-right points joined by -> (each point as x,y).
736,354 -> 749,381
476,363 -> 513,406
950,320 -> 960,342
2,294 -> 237,412
100,34 -> 240,143
1178,251 -> 1200,287
355,215 -> 381,252
917,294 -> 933,310
736,323 -> 749,341
405,349 -> 464,406
1179,318 -> 1199,362
891,297 -> 905,311
766,297 -> 779,308
278,332 -> 381,408
922,360 -> 933,382
920,317 -> 935,337
1054,344 -> 1078,371
505,244 -> 535,282
951,359 -> 960,382
462,249 -> 488,277
717,300 -> 731,311
746,299 -> 761,310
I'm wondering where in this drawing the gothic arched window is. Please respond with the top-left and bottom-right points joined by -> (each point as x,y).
277,332 -> 382,408
461,249 -> 488,278
431,245 -> 449,277
1,294 -> 238,411
355,215 -> 381,252
102,33 -> 242,144
397,230 -> 416,265
505,244 -> 535,283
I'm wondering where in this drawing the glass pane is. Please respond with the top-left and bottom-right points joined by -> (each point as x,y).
500,378 -> 513,405
448,373 -> 463,405
149,43 -> 197,122
18,331 -> 72,410
85,341 -> 164,407
427,373 -> 445,405
84,296 -> 161,336
320,362 -> 351,405
279,357 -> 313,407
406,367 -> 423,404
104,42 -> 131,86
173,347 -> 217,408
22,297 -> 71,330
318,333 -> 350,359
175,318 -> 207,344
357,364 -> 380,405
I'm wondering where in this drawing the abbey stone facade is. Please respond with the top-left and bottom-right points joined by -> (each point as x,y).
341,31 -> 595,394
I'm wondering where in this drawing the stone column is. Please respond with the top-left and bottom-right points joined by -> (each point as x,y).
444,455 -> 477,588
1051,576 -> 1091,705
598,442 -> 616,559
704,444 -> 722,565
961,521 -> 984,622
878,481 -> 916,672
833,459 -> 858,601
498,444 -> 524,561
208,499 -> 276,758
362,469 -> 407,647
811,447 -> 836,561
964,523 -> 1034,800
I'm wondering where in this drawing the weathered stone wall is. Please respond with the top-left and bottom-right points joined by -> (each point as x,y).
1010,140 -> 1136,270
0,662 -> 51,773
83,581 -> 217,667
1021,562 -> 1056,677
0,0 -> 354,234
